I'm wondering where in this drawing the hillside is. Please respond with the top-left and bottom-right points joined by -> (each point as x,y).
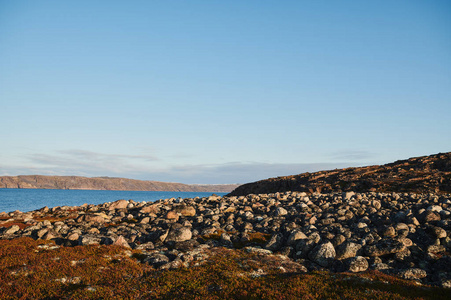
0,175 -> 239,193
229,152 -> 451,196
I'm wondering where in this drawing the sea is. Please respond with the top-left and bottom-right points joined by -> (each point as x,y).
0,189 -> 226,213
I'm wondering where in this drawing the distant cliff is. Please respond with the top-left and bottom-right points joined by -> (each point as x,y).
0,175 -> 240,193
228,152 -> 451,196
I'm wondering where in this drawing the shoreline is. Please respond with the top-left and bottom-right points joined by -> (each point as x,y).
1,190 -> 450,289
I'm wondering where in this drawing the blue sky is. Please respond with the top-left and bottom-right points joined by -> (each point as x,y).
1,0 -> 450,184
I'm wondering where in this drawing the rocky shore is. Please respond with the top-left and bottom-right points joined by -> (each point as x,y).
1,191 -> 450,288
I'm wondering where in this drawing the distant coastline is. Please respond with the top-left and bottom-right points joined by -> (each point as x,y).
0,175 -> 240,193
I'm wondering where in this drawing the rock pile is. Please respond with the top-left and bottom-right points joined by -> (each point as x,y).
1,191 -> 450,287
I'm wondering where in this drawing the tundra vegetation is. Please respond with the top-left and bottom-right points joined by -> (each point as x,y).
0,237 -> 450,299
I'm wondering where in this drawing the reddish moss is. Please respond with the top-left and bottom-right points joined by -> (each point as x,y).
0,239 -> 449,299
0,221 -> 30,229
34,215 -> 69,223
248,232 -> 271,244
202,229 -> 226,241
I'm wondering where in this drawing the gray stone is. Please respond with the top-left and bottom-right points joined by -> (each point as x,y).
265,234 -> 283,251
78,234 -> 112,246
144,253 -> 170,268
287,229 -> 307,245
398,268 -> 427,280
335,242 -> 362,260
308,242 -> 336,267
345,256 -> 368,273
165,226 -> 192,243
79,234 -> 102,246
244,247 -> 273,255
365,238 -> 406,256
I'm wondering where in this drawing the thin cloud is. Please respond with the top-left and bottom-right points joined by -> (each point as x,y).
57,149 -> 158,161
329,150 -> 375,161
3,150 -> 364,184
24,149 -> 160,176
150,161 -> 355,184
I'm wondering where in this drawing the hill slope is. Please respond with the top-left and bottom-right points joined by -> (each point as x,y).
229,152 -> 451,196
0,175 -> 239,193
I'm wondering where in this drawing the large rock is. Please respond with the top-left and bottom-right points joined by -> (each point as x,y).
419,211 -> 441,223
345,256 -> 368,273
308,242 -> 336,267
108,200 -> 129,210
140,204 -> 160,214
174,205 -> 196,217
67,232 -> 79,241
274,207 -> 288,216
166,211 -> 179,221
77,214 -> 106,224
427,226 -> 447,239
165,226 -> 192,243
365,238 -> 406,257
4,225 -> 20,235
113,235 -> 131,248
41,230 -> 58,240
398,268 -> 427,280
265,234 -> 283,251
286,229 -> 307,246
335,242 -> 362,260
78,234 -> 112,246
144,253 -> 170,268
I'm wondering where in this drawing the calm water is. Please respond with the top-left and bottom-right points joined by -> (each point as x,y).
0,189 -> 226,213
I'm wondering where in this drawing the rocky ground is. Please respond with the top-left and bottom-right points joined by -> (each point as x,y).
229,152 -> 451,196
1,191 -> 450,289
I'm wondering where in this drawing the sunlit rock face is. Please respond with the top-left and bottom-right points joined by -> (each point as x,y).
228,152 -> 451,196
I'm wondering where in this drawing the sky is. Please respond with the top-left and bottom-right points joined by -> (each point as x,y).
0,0 -> 450,184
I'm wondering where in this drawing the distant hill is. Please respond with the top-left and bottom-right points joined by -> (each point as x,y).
0,175 -> 240,193
228,152 -> 451,196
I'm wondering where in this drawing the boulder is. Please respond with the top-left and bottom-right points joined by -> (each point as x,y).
4,225 -> 20,235
165,226 -> 192,243
335,242 -> 362,260
398,268 -> 427,280
78,234 -> 112,246
113,235 -> 131,248
365,238 -> 406,257
308,242 -> 336,267
108,200 -> 129,210
166,211 -> 179,221
67,232 -> 79,241
174,205 -> 196,217
345,256 -> 368,273
274,207 -> 288,216
265,234 -> 283,251
144,253 -> 170,268
286,229 -> 307,246
140,204 -> 160,214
